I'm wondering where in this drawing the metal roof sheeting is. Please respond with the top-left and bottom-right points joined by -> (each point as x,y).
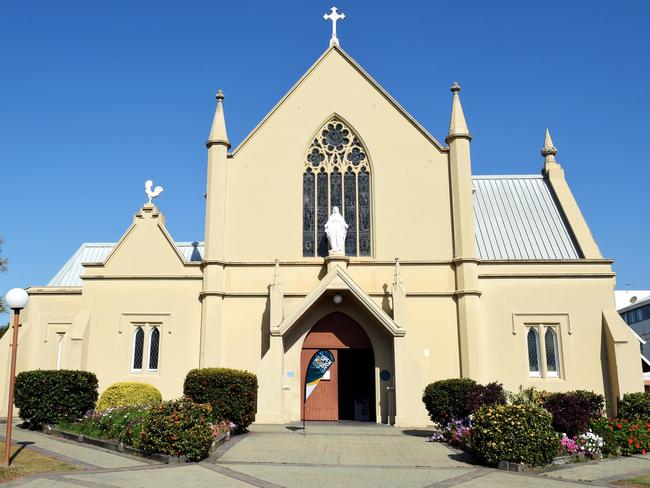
47,242 -> 204,287
473,175 -> 580,260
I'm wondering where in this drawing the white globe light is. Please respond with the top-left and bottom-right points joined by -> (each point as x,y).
333,293 -> 343,304
5,288 -> 29,310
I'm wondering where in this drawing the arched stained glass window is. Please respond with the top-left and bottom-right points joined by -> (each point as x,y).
149,327 -> 160,371
303,118 -> 372,257
527,328 -> 540,376
545,328 -> 559,377
132,326 -> 144,371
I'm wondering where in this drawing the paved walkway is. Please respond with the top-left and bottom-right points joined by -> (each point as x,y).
4,422 -> 650,487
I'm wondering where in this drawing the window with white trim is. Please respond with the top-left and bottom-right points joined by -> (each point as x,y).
148,326 -> 160,371
544,328 -> 560,377
526,324 -> 561,378
527,328 -> 540,377
131,323 -> 161,373
56,333 -> 65,370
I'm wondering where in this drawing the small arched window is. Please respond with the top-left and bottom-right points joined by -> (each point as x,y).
148,327 -> 160,371
545,328 -> 559,377
527,328 -> 540,376
303,118 -> 371,257
132,326 -> 145,371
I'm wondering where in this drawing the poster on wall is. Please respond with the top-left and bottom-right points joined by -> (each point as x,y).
304,349 -> 335,401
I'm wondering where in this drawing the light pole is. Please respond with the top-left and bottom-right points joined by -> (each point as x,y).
4,288 -> 28,466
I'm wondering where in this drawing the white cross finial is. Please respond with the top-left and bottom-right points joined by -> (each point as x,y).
323,7 -> 345,47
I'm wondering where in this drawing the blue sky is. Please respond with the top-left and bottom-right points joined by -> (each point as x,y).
1,1 -> 649,320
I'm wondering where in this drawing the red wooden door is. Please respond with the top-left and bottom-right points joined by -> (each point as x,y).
301,348 -> 338,420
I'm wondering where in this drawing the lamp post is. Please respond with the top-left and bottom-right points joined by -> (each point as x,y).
4,288 -> 28,466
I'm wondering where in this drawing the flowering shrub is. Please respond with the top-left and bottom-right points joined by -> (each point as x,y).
560,434 -> 580,455
96,382 -> 162,411
590,418 -> 650,457
210,420 -> 236,438
467,383 -> 507,414
139,398 -> 214,462
422,379 -> 476,426
59,405 -> 150,447
472,404 -> 559,467
446,417 -> 472,450
578,431 -> 604,458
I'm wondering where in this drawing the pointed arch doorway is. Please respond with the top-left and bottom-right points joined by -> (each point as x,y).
301,312 -> 376,421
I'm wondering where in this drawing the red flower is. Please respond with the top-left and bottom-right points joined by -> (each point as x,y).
618,424 -> 623,429
629,439 -> 634,444
643,449 -> 647,455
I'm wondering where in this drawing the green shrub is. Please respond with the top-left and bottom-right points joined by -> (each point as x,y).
619,392 -> 650,420
472,403 -> 559,467
139,398 -> 213,462
589,417 -> 621,457
508,385 -> 549,406
422,378 -> 476,426
183,368 -> 258,433
96,382 -> 162,411
467,382 -> 507,414
14,370 -> 98,427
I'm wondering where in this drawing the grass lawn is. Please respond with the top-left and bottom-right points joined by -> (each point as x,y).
617,475 -> 650,487
0,440 -> 78,482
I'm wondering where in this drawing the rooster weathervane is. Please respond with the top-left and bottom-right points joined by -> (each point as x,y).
145,180 -> 164,204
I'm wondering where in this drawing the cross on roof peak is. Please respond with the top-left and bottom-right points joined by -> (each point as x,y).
323,7 -> 346,47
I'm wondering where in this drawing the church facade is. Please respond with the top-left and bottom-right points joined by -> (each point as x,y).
1,43 -> 642,425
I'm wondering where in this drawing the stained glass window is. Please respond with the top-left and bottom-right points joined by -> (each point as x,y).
302,118 -> 371,257
149,327 -> 160,371
527,328 -> 539,375
317,170 -> 329,257
303,169 -> 315,256
344,168 -> 357,256
133,326 -> 144,370
358,168 -> 371,256
330,167 -> 342,211
545,328 -> 559,376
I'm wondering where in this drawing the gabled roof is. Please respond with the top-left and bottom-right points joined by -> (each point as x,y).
473,175 -> 580,260
47,242 -> 204,287
273,264 -> 405,338
230,45 -> 446,156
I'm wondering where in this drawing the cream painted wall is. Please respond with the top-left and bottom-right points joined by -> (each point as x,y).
221,48 -> 452,262
0,45 -> 642,425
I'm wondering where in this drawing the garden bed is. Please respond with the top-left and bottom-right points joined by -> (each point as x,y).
44,424 -> 230,463
423,380 -> 650,470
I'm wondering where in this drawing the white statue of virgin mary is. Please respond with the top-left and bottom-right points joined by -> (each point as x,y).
325,206 -> 348,254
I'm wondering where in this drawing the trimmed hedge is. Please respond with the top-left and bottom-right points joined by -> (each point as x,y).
183,368 -> 258,433
543,391 -> 605,437
422,378 -> 476,426
96,382 -> 162,411
14,370 -> 98,427
467,382 -> 507,414
472,403 -> 559,467
139,398 -> 213,462
619,392 -> 650,421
